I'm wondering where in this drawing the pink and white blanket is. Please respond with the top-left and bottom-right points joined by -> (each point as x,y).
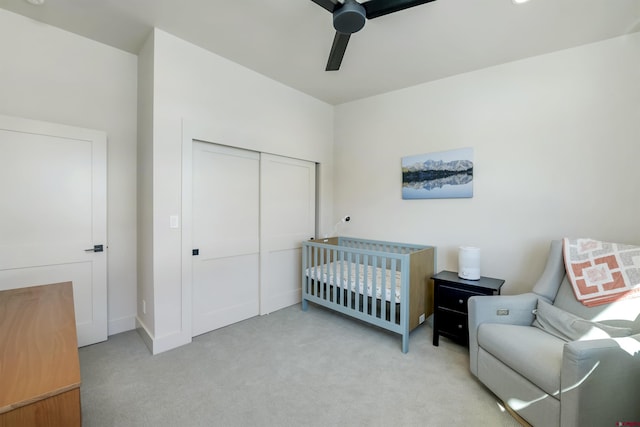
563,238 -> 640,307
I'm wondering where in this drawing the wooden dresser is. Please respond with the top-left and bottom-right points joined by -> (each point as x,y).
0,282 -> 82,426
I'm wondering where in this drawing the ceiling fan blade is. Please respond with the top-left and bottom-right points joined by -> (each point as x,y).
311,0 -> 340,13
326,32 -> 351,71
363,0 -> 436,19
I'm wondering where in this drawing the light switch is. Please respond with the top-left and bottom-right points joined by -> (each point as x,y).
169,215 -> 179,229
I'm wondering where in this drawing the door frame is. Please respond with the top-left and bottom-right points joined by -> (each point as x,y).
0,114 -> 107,346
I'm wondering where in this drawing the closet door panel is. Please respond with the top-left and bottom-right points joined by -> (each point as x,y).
192,254 -> 259,337
260,154 -> 316,314
192,142 -> 260,336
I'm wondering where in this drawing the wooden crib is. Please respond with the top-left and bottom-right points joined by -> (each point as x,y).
301,236 -> 436,353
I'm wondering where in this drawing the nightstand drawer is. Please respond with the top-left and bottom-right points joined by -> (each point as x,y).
438,284 -> 485,313
437,309 -> 468,341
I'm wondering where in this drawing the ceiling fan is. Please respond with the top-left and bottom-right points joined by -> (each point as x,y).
311,0 -> 437,71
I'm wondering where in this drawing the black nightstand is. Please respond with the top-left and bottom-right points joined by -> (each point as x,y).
432,270 -> 504,346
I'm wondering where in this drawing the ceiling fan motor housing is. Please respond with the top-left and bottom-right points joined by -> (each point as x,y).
333,0 -> 366,34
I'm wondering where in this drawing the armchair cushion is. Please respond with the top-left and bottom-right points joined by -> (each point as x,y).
532,299 -> 633,342
478,323 -> 564,397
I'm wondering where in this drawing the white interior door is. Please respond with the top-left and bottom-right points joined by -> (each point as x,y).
191,142 -> 260,337
260,154 -> 316,314
0,115 -> 107,347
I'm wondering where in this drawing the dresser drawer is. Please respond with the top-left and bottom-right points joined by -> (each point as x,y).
438,284 -> 485,313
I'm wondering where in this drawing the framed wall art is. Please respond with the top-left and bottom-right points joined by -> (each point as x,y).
402,147 -> 474,199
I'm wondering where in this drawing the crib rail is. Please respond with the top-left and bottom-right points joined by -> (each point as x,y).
335,236 -> 426,255
301,237 -> 433,353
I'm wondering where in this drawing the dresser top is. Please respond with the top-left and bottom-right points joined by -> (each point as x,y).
0,282 -> 80,414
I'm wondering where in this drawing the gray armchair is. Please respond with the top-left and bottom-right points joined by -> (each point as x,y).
468,240 -> 640,427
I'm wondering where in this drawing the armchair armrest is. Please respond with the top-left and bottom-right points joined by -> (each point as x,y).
560,333 -> 640,427
468,293 -> 541,376
469,293 -> 541,327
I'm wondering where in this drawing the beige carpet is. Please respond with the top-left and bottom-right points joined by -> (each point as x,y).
79,304 -> 522,426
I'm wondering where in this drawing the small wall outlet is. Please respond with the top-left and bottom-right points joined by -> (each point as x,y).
419,313 -> 426,324
142,300 -> 147,315
497,309 -> 509,316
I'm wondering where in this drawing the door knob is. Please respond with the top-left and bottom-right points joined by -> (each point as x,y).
85,245 -> 104,252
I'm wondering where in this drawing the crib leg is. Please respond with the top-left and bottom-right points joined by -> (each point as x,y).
302,298 -> 308,311
402,333 -> 409,353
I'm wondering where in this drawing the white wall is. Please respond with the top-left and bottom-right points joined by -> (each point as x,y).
0,10 -> 138,333
334,33 -> 640,294
139,29 -> 334,352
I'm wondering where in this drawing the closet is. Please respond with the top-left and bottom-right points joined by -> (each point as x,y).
191,142 -> 315,336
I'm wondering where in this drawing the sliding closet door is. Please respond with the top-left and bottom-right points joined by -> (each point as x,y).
260,154 -> 316,314
191,142 -> 260,336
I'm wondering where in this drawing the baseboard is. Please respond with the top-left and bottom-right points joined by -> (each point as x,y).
260,291 -> 301,315
135,316 -> 191,355
135,317 -> 154,353
108,315 -> 136,336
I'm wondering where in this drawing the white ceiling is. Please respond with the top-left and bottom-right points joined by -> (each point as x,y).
1,0 -> 639,105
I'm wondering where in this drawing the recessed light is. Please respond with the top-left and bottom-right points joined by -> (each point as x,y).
512,0 -> 531,4
25,0 -> 45,5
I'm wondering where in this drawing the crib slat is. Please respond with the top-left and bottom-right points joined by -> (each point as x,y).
311,246 -> 316,297
328,248 -> 332,303
355,253 -> 361,312
371,255 -> 377,319
316,246 -> 322,298
390,258 -> 397,324
307,244 -> 312,295
330,248 -> 337,304
346,251 -> 353,310
364,254 -> 370,316
322,246 -> 328,300
338,249 -> 343,304
380,255 -> 387,321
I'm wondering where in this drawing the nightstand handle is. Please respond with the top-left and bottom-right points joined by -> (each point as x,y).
457,324 -> 463,329
458,299 -> 464,304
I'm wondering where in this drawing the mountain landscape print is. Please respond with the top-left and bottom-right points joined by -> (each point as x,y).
402,148 -> 474,199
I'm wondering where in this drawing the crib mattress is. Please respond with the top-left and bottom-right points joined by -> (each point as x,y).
305,262 -> 402,303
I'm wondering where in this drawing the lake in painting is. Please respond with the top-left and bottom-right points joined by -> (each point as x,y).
402,148 -> 473,199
